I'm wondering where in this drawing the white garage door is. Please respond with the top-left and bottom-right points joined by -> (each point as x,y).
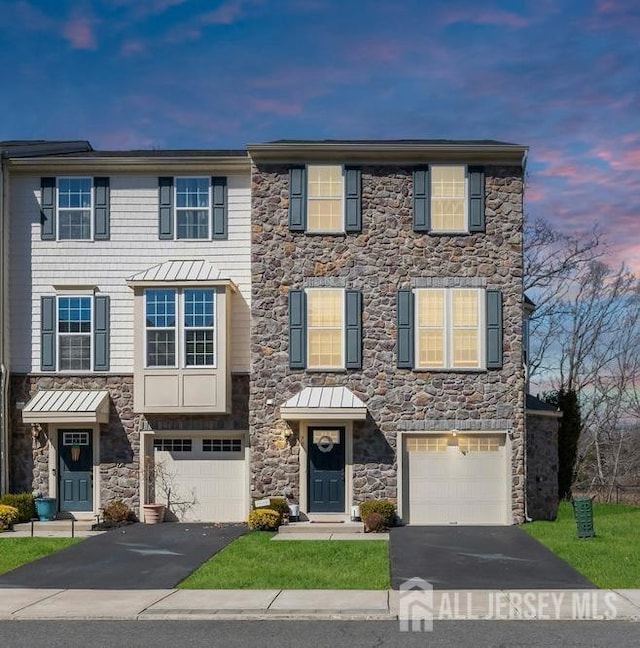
404,434 -> 508,525
153,436 -> 247,522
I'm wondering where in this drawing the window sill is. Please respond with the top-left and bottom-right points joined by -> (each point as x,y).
302,231 -> 347,236
426,231 -> 473,236
412,367 -> 487,373
303,368 -> 348,373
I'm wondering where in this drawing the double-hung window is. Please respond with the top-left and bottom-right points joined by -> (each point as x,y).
58,177 -> 92,240
412,165 -> 484,233
288,165 -> 362,233
41,294 -> 110,372
398,287 -> 502,371
145,288 -> 215,368
288,287 -> 362,370
414,289 -> 484,370
307,166 -> 344,233
58,296 -> 92,370
307,289 -> 344,369
40,176 -> 110,241
176,177 -> 210,239
430,166 -> 467,232
158,176 -> 227,240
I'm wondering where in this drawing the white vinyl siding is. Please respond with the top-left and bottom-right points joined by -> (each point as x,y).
9,173 -> 251,373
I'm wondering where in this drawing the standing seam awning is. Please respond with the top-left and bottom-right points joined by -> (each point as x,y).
22,390 -> 110,424
280,386 -> 367,421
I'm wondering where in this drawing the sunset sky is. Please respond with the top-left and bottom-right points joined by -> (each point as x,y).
1,0 -> 638,271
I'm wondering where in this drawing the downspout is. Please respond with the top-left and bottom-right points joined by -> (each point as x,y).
0,363 -> 7,495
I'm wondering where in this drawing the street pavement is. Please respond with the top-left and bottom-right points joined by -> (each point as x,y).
0,620 -> 640,648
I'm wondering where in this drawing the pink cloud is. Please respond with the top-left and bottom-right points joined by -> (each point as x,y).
438,7 -> 529,28
592,145 -> 640,171
120,39 -> 146,57
91,128 -> 159,150
62,15 -> 97,49
250,98 -> 303,116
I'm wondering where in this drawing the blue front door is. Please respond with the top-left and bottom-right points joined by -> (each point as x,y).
58,430 -> 93,512
308,427 -> 345,513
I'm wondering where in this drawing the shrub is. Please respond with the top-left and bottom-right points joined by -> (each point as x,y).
0,504 -> 19,530
359,499 -> 396,528
103,500 -> 135,523
252,497 -> 291,523
0,493 -> 36,523
248,508 -> 281,531
363,511 -> 387,533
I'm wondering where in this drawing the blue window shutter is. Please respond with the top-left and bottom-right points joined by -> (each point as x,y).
468,167 -> 485,232
413,167 -> 430,232
345,290 -> 362,369
93,177 -> 110,240
41,296 -> 56,371
289,289 -> 306,369
397,289 -> 415,368
212,176 -> 228,240
288,167 -> 307,231
158,177 -> 174,239
41,177 -> 56,240
486,289 -> 503,369
344,167 -> 362,233
94,295 -> 110,371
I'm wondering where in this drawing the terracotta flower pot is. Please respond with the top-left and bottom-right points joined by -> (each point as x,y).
143,503 -> 166,524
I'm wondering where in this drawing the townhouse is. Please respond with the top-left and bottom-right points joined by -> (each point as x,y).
0,139 -> 558,525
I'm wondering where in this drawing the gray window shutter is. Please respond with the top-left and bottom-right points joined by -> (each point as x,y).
94,295 -> 110,371
158,177 -> 174,239
413,167 -> 430,232
41,296 -> 56,371
212,176 -> 228,240
486,289 -> 503,369
468,167 -> 485,232
345,290 -> 362,369
288,167 -> 307,231
397,289 -> 415,368
289,289 -> 306,369
41,177 -> 56,240
344,167 -> 362,233
93,177 -> 110,240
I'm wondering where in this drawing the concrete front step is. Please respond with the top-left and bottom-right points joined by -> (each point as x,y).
13,520 -> 96,533
278,522 -> 364,535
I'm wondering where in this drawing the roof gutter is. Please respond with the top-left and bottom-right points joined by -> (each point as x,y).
248,142 -> 529,166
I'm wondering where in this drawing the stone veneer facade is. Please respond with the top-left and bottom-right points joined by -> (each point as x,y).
9,374 -> 249,512
250,163 -> 526,522
526,413 -> 560,520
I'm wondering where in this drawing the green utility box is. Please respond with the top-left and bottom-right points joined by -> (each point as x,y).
572,496 -> 595,538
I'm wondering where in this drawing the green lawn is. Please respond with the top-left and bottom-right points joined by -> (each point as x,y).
179,531 -> 390,589
523,502 -> 640,588
0,537 -> 82,575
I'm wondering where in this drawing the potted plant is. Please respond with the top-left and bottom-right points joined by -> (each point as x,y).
33,491 -> 57,521
142,502 -> 166,524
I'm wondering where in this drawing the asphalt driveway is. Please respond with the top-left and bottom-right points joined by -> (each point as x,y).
390,526 -> 595,590
0,523 -> 246,590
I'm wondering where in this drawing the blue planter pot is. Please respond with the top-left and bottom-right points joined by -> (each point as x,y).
35,498 -> 57,521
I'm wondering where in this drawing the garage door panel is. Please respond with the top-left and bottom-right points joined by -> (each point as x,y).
405,435 -> 508,525
154,439 -> 246,523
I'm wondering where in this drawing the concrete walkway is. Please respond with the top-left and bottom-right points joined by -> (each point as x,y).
0,588 -> 639,621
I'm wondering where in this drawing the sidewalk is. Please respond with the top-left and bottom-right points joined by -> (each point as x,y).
1,588 -> 639,621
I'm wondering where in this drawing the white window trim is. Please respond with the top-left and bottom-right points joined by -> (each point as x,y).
174,176 -> 212,240
56,294 -> 94,373
430,164 -> 469,234
414,288 -> 485,371
305,287 -> 345,371
144,288 -> 217,370
56,177 -> 94,241
306,164 -> 345,234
